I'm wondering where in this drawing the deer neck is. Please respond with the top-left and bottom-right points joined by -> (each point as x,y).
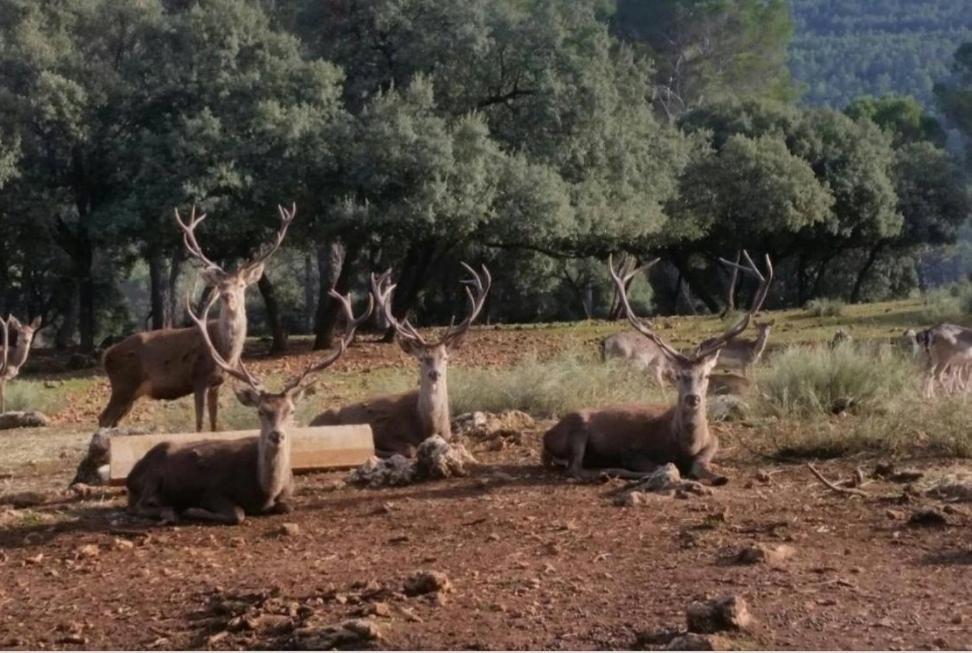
2,341 -> 29,380
752,330 -> 770,360
417,372 -> 451,438
257,437 -> 292,500
671,400 -> 710,453
216,307 -> 247,365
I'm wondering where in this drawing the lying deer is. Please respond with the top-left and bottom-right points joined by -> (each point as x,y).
0,316 -> 42,413
311,263 -> 491,458
601,331 -> 674,386
100,205 -> 295,431
544,251 -> 772,483
126,287 -> 371,525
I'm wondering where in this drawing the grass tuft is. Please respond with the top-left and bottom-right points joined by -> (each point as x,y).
2,380 -> 69,415
804,297 -> 846,317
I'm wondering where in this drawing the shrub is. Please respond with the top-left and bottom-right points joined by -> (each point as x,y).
921,280 -> 972,322
804,297 -> 845,317
755,341 -> 916,418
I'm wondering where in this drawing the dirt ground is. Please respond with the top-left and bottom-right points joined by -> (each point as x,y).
1,427 -> 970,650
1,313 -> 971,650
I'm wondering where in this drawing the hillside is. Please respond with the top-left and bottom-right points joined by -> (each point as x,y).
789,0 -> 972,109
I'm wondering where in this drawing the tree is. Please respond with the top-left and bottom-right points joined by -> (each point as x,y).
611,0 -> 795,120
935,42 -> 972,164
845,94 -> 946,147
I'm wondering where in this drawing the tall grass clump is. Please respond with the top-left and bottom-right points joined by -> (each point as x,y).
2,380 -> 68,415
449,351 -> 667,418
804,297 -> 845,317
921,280 -> 972,323
756,342 -> 916,418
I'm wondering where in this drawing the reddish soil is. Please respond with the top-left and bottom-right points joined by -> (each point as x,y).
1,433 -> 970,650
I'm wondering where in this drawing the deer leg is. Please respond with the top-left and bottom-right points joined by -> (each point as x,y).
127,499 -> 178,525
182,495 -> 245,525
98,391 -> 137,428
564,431 -> 590,479
207,386 -> 219,432
688,443 -> 728,486
193,387 -> 206,432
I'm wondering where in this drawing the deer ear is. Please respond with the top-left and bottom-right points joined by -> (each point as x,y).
397,336 -> 420,357
200,267 -> 224,287
29,317 -> 42,330
6,316 -> 21,330
234,386 -> 262,407
700,348 -> 721,369
241,263 -> 265,286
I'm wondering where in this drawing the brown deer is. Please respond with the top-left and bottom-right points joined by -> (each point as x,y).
711,320 -> 774,376
600,331 -> 674,386
543,251 -> 772,483
126,287 -> 371,525
0,315 -> 42,413
918,323 -> 972,397
99,205 -> 295,431
311,262 -> 491,458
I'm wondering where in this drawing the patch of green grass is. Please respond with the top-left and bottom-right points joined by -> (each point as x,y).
804,297 -> 846,317
2,380 -> 70,415
449,351 -> 669,418
920,281 -> 972,323
755,341 -> 916,418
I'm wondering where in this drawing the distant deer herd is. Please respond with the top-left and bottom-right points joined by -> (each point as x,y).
3,203 -> 972,525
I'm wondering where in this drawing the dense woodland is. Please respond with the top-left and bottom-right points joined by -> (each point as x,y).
0,0 -> 970,353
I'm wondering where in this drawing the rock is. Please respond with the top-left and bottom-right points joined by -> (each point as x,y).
735,543 -> 795,566
294,618 -> 382,650
686,595 -> 752,633
278,523 -> 301,537
707,395 -> 748,422
0,411 -> 50,430
403,570 -> 453,596
76,544 -> 100,559
113,538 -> 135,550
664,633 -> 731,650
926,482 -> 972,502
614,490 -> 651,507
414,435 -> 476,480
614,464 -> 714,505
908,508 -> 948,526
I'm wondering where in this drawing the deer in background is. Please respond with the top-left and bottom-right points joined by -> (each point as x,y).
311,263 -> 491,458
601,331 -> 675,386
0,315 -> 42,413
544,251 -> 772,483
710,320 -> 774,376
99,205 -> 296,431
126,287 -> 371,525
919,323 -> 972,397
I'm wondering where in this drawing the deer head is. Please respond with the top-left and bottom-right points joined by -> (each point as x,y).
1,315 -> 42,377
372,262 -> 491,387
175,204 -> 297,318
187,285 -> 373,449
609,251 -> 773,414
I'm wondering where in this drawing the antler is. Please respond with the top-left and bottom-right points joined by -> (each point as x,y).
174,206 -> 222,272
240,203 -> 297,275
607,254 -> 687,363
695,250 -> 774,358
439,262 -> 491,347
371,269 -> 428,348
186,288 -> 264,392
280,290 -> 373,394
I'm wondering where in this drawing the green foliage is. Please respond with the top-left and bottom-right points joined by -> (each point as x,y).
936,41 -> 972,163
2,380 -> 68,415
921,280 -> 972,322
804,298 -> 845,317
845,94 -> 946,146
756,342 -> 914,418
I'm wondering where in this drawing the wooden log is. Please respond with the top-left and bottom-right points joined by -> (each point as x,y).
108,424 -> 374,485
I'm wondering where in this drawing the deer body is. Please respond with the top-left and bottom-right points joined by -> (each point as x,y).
0,316 -> 42,413
99,205 -> 295,431
310,263 -> 490,458
920,323 -> 972,396
712,322 -> 772,375
601,331 -> 672,385
544,252 -> 772,484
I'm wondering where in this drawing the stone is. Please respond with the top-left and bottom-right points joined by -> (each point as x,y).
735,543 -> 795,566
403,570 -> 453,596
686,595 -> 752,633
278,523 -> 300,537
294,618 -> 382,650
664,633 -> 731,650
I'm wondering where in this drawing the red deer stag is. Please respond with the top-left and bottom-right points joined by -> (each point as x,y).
0,315 -> 42,413
311,262 -> 491,457
543,251 -> 772,483
126,287 -> 371,524
99,205 -> 295,431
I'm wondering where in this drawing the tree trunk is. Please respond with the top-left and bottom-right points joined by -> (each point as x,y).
55,280 -> 79,349
166,249 -> 185,328
797,253 -> 807,306
850,244 -> 884,304
810,253 -> 837,300
258,272 -> 288,354
303,251 -> 315,332
313,239 -> 356,350
720,250 -> 741,317
148,252 -> 166,331
671,254 -> 719,313
381,241 -> 438,342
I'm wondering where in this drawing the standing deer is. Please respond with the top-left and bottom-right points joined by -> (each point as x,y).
311,263 -> 491,458
543,251 -> 772,483
99,205 -> 295,431
126,287 -> 371,525
601,331 -> 674,386
919,323 -> 972,397
711,320 -> 773,376
0,316 -> 42,413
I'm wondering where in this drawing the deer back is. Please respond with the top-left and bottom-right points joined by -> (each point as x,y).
312,389 -> 426,455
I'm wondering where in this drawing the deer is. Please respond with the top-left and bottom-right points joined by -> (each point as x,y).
310,262 -> 491,458
600,331 -> 675,386
543,251 -> 772,484
126,286 -> 371,525
710,320 -> 773,376
0,315 -> 42,413
99,204 -> 295,431
918,323 -> 972,397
